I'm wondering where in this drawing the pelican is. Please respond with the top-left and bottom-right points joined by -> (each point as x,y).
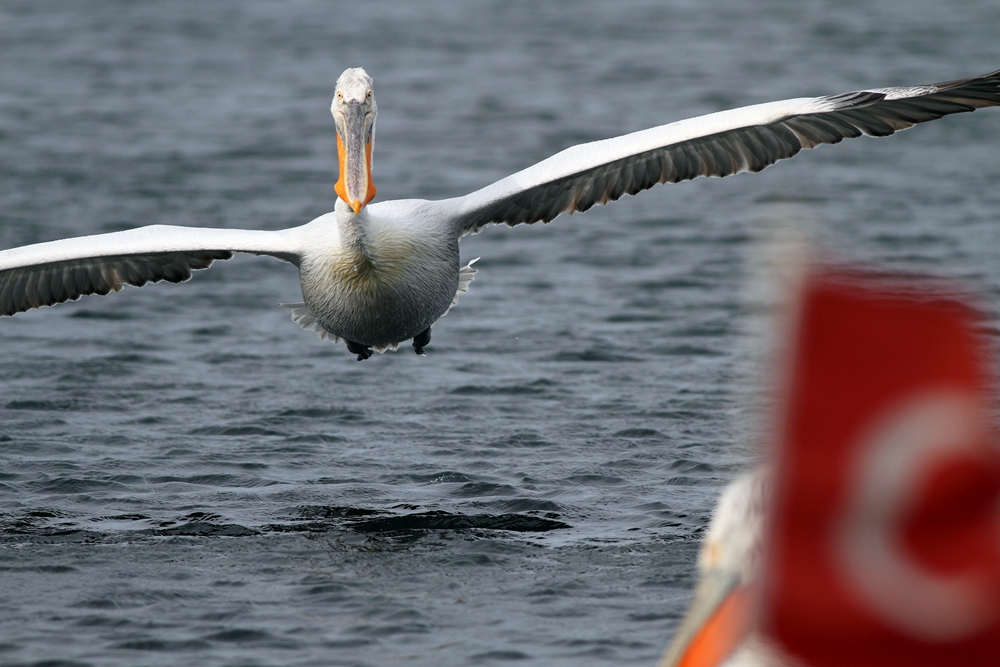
2,68 -> 999,360
657,470 -> 793,667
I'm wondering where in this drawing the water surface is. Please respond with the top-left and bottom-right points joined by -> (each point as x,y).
1,1 -> 999,665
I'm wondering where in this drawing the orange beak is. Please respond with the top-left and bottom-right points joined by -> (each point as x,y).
658,574 -> 754,667
334,106 -> 377,214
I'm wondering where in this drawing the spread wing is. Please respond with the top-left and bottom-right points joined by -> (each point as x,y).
0,224 -> 303,316
438,69 -> 1000,237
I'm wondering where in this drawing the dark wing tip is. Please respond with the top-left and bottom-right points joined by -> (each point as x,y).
820,90 -> 888,110
456,68 -> 1000,234
0,250 -> 233,317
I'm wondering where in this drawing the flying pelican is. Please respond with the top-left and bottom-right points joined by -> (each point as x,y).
1,68 -> 999,360
657,470 -> 792,667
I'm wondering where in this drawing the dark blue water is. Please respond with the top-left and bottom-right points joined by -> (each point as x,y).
1,1 -> 999,665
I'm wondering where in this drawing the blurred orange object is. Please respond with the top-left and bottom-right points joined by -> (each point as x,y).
763,268 -> 1000,666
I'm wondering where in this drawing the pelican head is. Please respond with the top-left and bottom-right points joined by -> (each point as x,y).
332,67 -> 377,214
659,470 -> 773,667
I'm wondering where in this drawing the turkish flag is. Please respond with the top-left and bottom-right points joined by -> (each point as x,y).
762,269 -> 1000,666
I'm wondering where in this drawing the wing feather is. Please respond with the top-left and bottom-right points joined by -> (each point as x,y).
444,69 -> 1000,236
0,225 -> 303,316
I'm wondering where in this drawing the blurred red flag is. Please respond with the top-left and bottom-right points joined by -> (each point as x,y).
763,269 -> 1000,666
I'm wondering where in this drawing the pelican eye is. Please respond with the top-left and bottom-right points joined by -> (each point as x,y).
336,90 -> 344,101
366,89 -> 372,101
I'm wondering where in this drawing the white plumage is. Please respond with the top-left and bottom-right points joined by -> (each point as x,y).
658,471 -> 797,667
2,68 -> 999,359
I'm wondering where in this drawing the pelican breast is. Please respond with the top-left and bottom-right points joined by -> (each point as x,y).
300,224 -> 459,347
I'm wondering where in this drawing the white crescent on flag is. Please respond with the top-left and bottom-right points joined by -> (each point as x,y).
836,390 -> 998,642
762,269 -> 1000,667
659,268 -> 1000,667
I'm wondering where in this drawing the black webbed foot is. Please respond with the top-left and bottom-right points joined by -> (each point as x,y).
412,327 -> 431,355
346,340 -> 372,361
